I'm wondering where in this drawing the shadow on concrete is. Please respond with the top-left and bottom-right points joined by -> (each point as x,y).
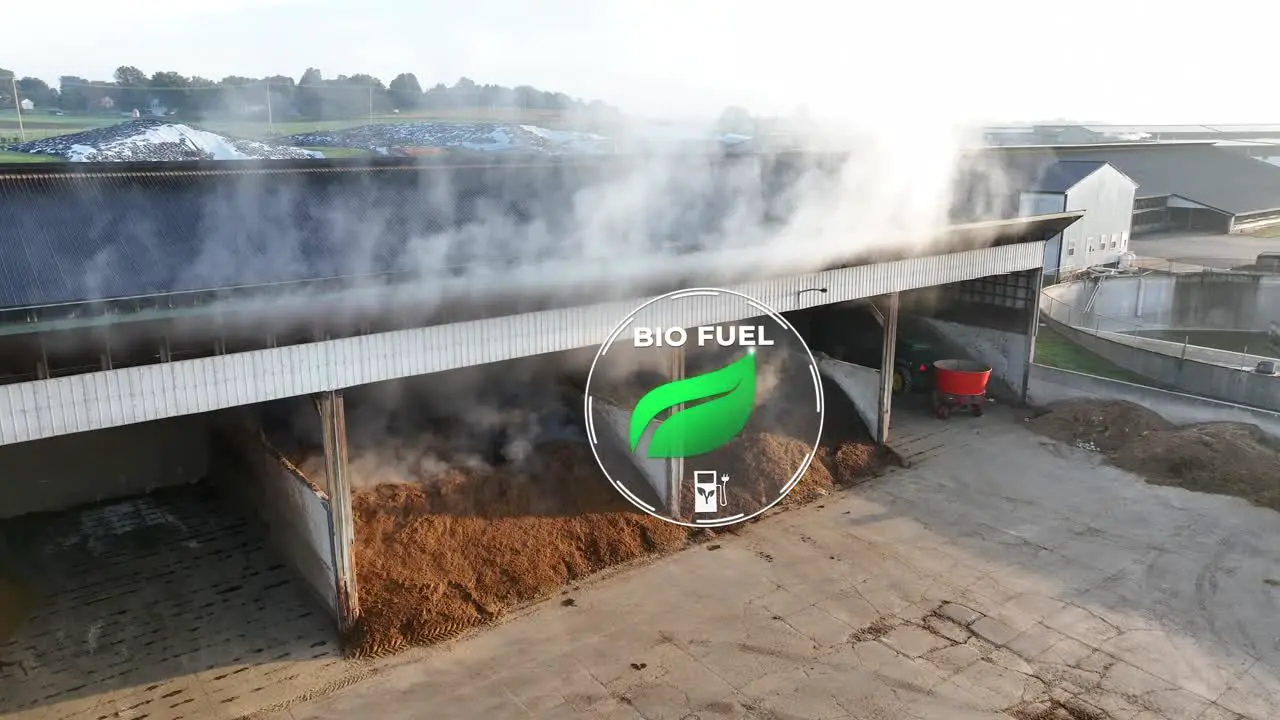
0,481 -> 344,719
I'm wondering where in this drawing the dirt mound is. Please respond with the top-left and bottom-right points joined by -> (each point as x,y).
1028,399 -> 1280,512
1111,422 -> 1280,512
1027,399 -> 1173,453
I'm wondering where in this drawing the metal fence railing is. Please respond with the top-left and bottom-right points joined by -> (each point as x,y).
1041,291 -> 1280,366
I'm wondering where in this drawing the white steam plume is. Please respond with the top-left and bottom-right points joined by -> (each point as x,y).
80,4 -> 1038,354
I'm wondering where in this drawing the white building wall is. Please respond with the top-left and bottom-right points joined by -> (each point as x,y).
1063,165 -> 1138,271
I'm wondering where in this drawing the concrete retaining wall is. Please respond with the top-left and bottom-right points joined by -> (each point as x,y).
1046,316 -> 1280,411
816,356 -> 882,441
1044,274 -> 1280,331
592,401 -> 667,506
915,318 -> 1029,400
0,416 -> 211,518
217,421 -> 340,622
1028,363 -> 1280,439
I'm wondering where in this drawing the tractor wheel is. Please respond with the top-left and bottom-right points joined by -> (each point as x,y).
892,366 -> 912,395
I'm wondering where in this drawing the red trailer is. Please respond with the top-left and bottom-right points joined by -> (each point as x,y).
931,359 -> 992,419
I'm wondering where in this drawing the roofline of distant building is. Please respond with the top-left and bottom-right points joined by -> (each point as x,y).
973,140 -> 1219,152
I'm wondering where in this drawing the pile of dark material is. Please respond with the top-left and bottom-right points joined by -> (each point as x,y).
1029,399 -> 1280,511
281,122 -> 610,155
5,119 -> 320,161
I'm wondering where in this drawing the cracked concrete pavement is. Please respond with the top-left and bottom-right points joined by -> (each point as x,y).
282,404 -> 1280,720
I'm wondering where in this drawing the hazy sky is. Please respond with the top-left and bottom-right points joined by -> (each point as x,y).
6,0 -> 1279,124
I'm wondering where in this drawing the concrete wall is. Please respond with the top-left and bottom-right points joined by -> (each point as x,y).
816,356 -> 883,441
916,318 -> 1030,400
1045,316 -> 1280,412
1028,363 -> 1280,439
1044,274 -> 1280,331
0,416 -> 211,518
592,401 -> 667,505
216,420 -> 340,622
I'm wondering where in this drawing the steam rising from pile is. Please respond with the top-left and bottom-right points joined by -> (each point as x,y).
285,349 -> 798,490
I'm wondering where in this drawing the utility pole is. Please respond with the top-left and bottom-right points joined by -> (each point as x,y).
265,82 -> 274,131
368,85 -> 374,125
10,77 -> 25,141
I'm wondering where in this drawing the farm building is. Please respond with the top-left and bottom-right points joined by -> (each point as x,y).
977,142 -> 1280,236
953,151 -> 1137,279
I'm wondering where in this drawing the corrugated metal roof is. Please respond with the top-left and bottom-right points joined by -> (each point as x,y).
983,144 -> 1280,216
0,240 -> 1049,446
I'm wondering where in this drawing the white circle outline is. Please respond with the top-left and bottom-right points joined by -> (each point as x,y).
583,286 -> 826,528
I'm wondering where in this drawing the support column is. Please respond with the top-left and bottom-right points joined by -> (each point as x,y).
314,390 -> 360,633
1020,268 -> 1045,406
876,292 -> 900,446
666,346 -> 685,517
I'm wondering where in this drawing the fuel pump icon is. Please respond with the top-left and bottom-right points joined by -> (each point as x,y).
693,471 -> 730,514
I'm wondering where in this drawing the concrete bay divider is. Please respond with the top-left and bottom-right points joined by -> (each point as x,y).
815,356 -> 883,441
591,401 -> 668,507
1028,363 -> 1280,439
215,419 -> 342,626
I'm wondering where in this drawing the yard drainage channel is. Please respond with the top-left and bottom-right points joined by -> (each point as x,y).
0,482 -> 351,720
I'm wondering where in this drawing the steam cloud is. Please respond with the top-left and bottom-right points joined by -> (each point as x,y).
147,14 -> 1032,485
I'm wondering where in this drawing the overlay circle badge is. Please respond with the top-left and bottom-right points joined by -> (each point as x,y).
583,287 -> 825,528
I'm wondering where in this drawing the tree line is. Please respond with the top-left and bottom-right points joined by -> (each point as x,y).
0,66 -> 619,122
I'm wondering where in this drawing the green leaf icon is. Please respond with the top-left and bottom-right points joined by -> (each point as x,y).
629,352 -> 757,459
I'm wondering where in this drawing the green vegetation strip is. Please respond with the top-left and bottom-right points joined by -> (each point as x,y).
0,150 -> 61,163
1034,325 -> 1155,385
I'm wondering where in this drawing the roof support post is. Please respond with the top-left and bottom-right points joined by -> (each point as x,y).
876,292 -> 900,446
665,346 -> 685,518
36,339 -> 49,380
314,390 -> 360,634
1020,268 -> 1045,406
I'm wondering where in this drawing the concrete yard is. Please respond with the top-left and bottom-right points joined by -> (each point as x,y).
1129,232 -> 1280,269
278,403 -> 1280,720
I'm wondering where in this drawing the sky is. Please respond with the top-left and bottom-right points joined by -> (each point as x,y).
6,0 -> 1280,125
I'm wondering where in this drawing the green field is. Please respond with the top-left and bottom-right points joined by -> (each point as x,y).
301,147 -> 377,158
1034,325 -> 1155,384
0,150 -> 60,163
0,107 -> 585,143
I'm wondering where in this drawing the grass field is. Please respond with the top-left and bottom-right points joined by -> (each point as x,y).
0,150 -> 60,163
1246,225 -> 1280,239
1034,324 -> 1156,384
302,147 -> 377,158
0,107 -> 587,143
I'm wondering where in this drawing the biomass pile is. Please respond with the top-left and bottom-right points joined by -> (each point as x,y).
332,368 -> 881,657
1111,422 -> 1280,511
280,122 -> 611,155
1029,399 -> 1280,511
5,119 -> 321,161
1027,398 -> 1172,453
